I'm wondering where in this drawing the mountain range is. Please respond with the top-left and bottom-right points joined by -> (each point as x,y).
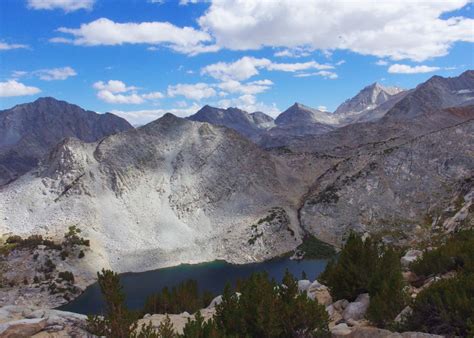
0,98 -> 132,186
0,70 -> 472,273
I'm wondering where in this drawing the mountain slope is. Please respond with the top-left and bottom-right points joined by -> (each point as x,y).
187,105 -> 274,140
0,115 -> 307,272
258,103 -> 337,148
300,118 -> 474,246
288,71 -> 474,156
334,82 -> 405,123
384,70 -> 474,120
0,97 -> 133,185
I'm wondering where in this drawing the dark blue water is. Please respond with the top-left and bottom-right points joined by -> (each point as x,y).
58,258 -> 327,315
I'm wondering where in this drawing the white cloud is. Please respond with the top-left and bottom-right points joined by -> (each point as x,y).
51,18 -> 217,55
267,60 -> 333,72
201,56 -> 334,81
0,80 -> 41,97
0,41 -> 28,50
318,105 -> 328,111
198,0 -> 473,62
274,47 -> 312,58
111,102 -> 202,126
388,64 -> 441,74
93,80 -> 164,104
167,83 -> 216,100
217,94 -> 280,117
27,0 -> 94,12
11,71 -> 28,79
142,91 -> 165,100
35,66 -> 77,81
375,60 -> 389,66
93,80 -> 136,93
294,70 -> 338,79
217,79 -> 273,95
201,57 -> 271,81
335,60 -> 346,66
97,91 -> 144,104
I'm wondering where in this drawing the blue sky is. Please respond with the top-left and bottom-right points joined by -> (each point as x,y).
0,0 -> 473,125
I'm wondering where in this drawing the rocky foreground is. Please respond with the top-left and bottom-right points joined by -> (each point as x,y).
0,267 -> 443,338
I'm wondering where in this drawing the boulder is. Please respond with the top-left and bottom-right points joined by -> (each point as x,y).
297,280 -> 311,293
326,304 -> 342,323
0,318 -> 47,337
333,299 -> 349,312
307,281 -> 333,306
331,323 -> 352,336
342,294 -> 370,321
394,306 -> 413,324
401,250 -> 423,268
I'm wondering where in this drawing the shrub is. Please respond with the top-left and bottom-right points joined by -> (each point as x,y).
319,233 -> 407,327
58,271 -> 75,283
405,274 -> 474,336
410,229 -> 474,277
180,312 -> 220,338
78,250 -> 85,259
87,269 -> 141,337
214,270 -> 329,337
64,226 -> 90,248
142,279 -> 213,315
296,235 -> 336,259
366,248 -> 407,328
60,250 -> 69,260
318,233 -> 378,301
5,235 -> 22,244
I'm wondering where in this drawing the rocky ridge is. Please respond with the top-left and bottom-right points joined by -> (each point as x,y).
0,97 -> 133,186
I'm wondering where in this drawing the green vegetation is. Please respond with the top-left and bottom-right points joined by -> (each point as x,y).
87,269 -> 145,337
89,269 -> 328,337
142,279 -> 214,315
319,233 -> 406,327
58,271 -> 75,283
410,229 -> 474,277
213,270 -> 329,337
4,234 -> 62,251
296,235 -> 336,259
405,274 -> 474,336
64,225 -> 90,248
402,229 -> 474,336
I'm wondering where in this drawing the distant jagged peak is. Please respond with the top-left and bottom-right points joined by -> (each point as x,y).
334,81 -> 406,118
275,102 -> 338,126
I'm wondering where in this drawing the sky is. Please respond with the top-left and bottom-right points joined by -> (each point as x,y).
0,0 -> 473,125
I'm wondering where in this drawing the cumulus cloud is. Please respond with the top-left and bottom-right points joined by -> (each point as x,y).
27,0 -> 95,12
93,80 -> 137,93
97,91 -> 144,104
93,80 -> 164,104
51,17 -> 217,55
0,80 -> 41,97
201,56 -> 334,81
198,0 -> 473,61
217,79 -> 273,95
0,41 -> 28,50
167,83 -> 216,100
35,66 -> 77,81
388,64 -> 441,74
217,94 -> 280,117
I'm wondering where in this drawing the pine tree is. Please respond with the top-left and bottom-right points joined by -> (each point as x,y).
86,269 -> 139,337
367,247 -> 407,327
